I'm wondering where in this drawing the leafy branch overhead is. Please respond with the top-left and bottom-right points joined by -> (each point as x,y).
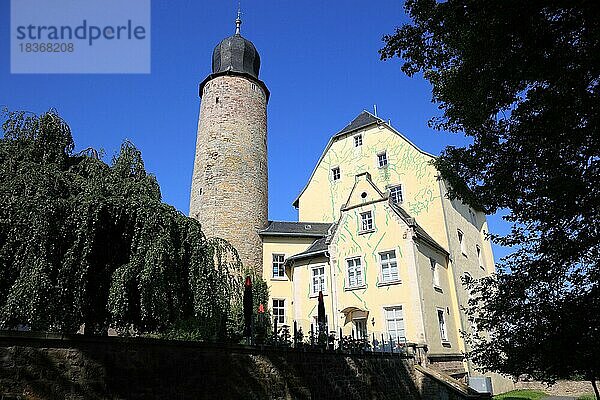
381,0 -> 599,395
0,109 -> 268,339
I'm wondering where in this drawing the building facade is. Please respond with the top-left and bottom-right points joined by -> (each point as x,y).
191,17 -> 510,392
260,111 -> 497,381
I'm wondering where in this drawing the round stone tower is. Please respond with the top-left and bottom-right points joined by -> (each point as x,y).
190,16 -> 269,273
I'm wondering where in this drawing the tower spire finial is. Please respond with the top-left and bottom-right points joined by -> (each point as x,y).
235,2 -> 242,35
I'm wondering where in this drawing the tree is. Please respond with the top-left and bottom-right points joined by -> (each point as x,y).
380,1 -> 600,397
0,109 -> 269,339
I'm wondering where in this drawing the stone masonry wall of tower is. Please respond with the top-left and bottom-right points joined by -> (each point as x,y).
190,75 -> 268,273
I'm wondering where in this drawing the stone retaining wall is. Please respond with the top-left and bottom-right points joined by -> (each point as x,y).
515,380 -> 595,397
0,333 -> 488,400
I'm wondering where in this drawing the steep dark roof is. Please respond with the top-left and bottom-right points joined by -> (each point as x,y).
334,111 -> 382,138
390,203 -> 449,256
259,221 -> 332,237
199,32 -> 270,102
212,34 -> 261,79
285,237 -> 329,265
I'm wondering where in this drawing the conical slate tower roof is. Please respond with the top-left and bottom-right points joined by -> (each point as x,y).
199,14 -> 269,101
212,33 -> 261,80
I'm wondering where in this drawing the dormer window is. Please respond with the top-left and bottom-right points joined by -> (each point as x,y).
389,185 -> 403,204
354,134 -> 363,147
331,167 -> 341,181
377,151 -> 388,168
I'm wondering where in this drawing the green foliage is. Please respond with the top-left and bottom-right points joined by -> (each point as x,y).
494,390 -> 547,400
0,109 -> 268,340
578,395 -> 597,400
381,0 -> 600,394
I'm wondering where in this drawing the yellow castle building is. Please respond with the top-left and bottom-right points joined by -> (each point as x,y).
259,111 -> 496,382
191,17 -> 512,392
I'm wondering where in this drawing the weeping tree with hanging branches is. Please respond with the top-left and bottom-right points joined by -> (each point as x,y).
0,109 -> 269,339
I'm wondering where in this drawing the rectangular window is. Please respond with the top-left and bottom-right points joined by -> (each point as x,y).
354,134 -> 363,147
389,185 -> 403,204
377,151 -> 388,168
273,299 -> 285,324
346,257 -> 364,288
457,230 -> 466,256
431,257 -> 440,288
272,254 -> 285,278
331,167 -> 341,181
379,250 -> 399,282
476,245 -> 484,269
437,309 -> 448,342
354,319 -> 367,339
385,306 -> 405,342
311,265 -> 326,295
360,211 -> 374,232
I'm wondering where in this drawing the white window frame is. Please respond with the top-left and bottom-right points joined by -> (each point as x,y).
377,151 -> 388,168
272,253 -> 286,279
379,249 -> 400,284
389,184 -> 403,204
353,134 -> 363,147
457,229 -> 466,256
383,305 -> 405,342
476,245 -> 484,269
359,210 -> 374,233
331,166 -> 341,181
272,298 -> 286,325
346,256 -> 365,289
310,265 -> 326,296
431,257 -> 441,289
437,308 -> 449,342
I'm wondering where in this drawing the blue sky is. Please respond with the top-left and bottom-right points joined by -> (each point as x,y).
0,0 -> 511,260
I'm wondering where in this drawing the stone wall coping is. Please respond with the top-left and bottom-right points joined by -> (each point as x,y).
415,364 -> 491,399
427,353 -> 465,360
0,330 -> 414,360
